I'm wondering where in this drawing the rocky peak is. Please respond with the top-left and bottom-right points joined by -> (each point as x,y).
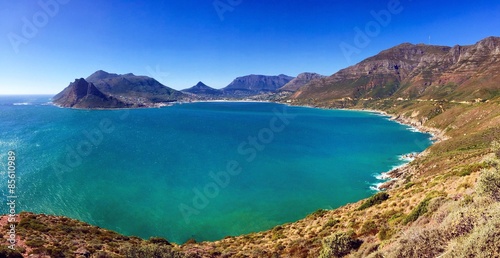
224,74 -> 294,92
52,78 -> 131,108
476,36 -> 500,51
279,72 -> 325,92
194,81 -> 209,88
86,70 -> 120,82
69,78 -> 106,99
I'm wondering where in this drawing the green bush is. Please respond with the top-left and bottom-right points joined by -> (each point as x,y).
403,198 -> 431,224
323,219 -> 340,229
477,167 -> 500,201
310,209 -> 328,218
456,162 -> 488,176
319,231 -> 363,258
378,224 -> 394,241
18,215 -> 49,232
148,237 -> 171,245
358,192 -> 390,210
26,238 -> 46,248
404,182 -> 415,189
360,220 -> 378,235
121,244 -> 184,258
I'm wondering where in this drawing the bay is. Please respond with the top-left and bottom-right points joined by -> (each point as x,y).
0,96 -> 431,243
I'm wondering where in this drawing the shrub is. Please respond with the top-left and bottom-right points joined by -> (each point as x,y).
323,219 -> 340,229
404,182 -> 415,189
358,192 -> 390,210
378,224 -> 394,241
456,162 -> 488,176
26,238 -> 46,248
446,213 -> 500,257
18,216 -> 49,232
360,220 -> 378,235
121,244 -> 184,258
477,167 -> 500,201
319,231 -> 363,258
403,197 -> 431,224
310,209 -> 328,218
148,237 -> 171,245
390,229 -> 447,258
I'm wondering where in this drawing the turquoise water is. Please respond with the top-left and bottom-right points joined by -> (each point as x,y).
0,96 -> 432,243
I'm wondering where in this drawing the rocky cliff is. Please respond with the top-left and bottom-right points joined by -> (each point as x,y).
53,71 -> 186,108
279,72 -> 325,92
86,70 -> 184,104
223,74 -> 294,96
52,78 -> 131,109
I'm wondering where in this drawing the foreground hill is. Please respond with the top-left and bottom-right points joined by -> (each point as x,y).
5,36 -> 500,257
292,37 -> 500,105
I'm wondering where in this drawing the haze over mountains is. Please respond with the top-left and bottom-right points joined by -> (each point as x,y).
53,36 -> 500,109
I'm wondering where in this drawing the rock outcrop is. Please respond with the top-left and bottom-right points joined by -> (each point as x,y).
52,78 -> 131,109
223,74 -> 294,96
181,81 -> 222,96
279,72 -> 325,92
53,70 -> 186,108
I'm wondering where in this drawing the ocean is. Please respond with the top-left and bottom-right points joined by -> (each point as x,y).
0,95 -> 432,243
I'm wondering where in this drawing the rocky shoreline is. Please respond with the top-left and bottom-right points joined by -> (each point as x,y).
318,106 -> 449,191
374,112 -> 447,190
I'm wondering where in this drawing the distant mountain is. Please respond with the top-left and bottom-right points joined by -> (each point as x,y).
52,78 -> 131,109
86,70 -> 184,103
279,72 -> 325,92
53,70 -> 186,108
223,74 -> 294,96
291,36 -> 500,104
181,81 -> 222,96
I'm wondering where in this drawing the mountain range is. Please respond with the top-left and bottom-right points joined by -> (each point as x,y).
291,36 -> 500,105
54,36 -> 500,109
54,72 -> 305,108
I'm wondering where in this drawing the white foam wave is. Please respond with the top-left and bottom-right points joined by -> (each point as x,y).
375,172 -> 391,180
369,182 -> 385,191
13,102 -> 31,106
406,126 -> 420,133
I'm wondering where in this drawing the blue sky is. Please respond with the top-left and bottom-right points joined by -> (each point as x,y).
0,0 -> 499,94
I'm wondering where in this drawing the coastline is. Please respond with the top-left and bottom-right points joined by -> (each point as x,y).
280,103 -> 447,191
343,108 -> 447,190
